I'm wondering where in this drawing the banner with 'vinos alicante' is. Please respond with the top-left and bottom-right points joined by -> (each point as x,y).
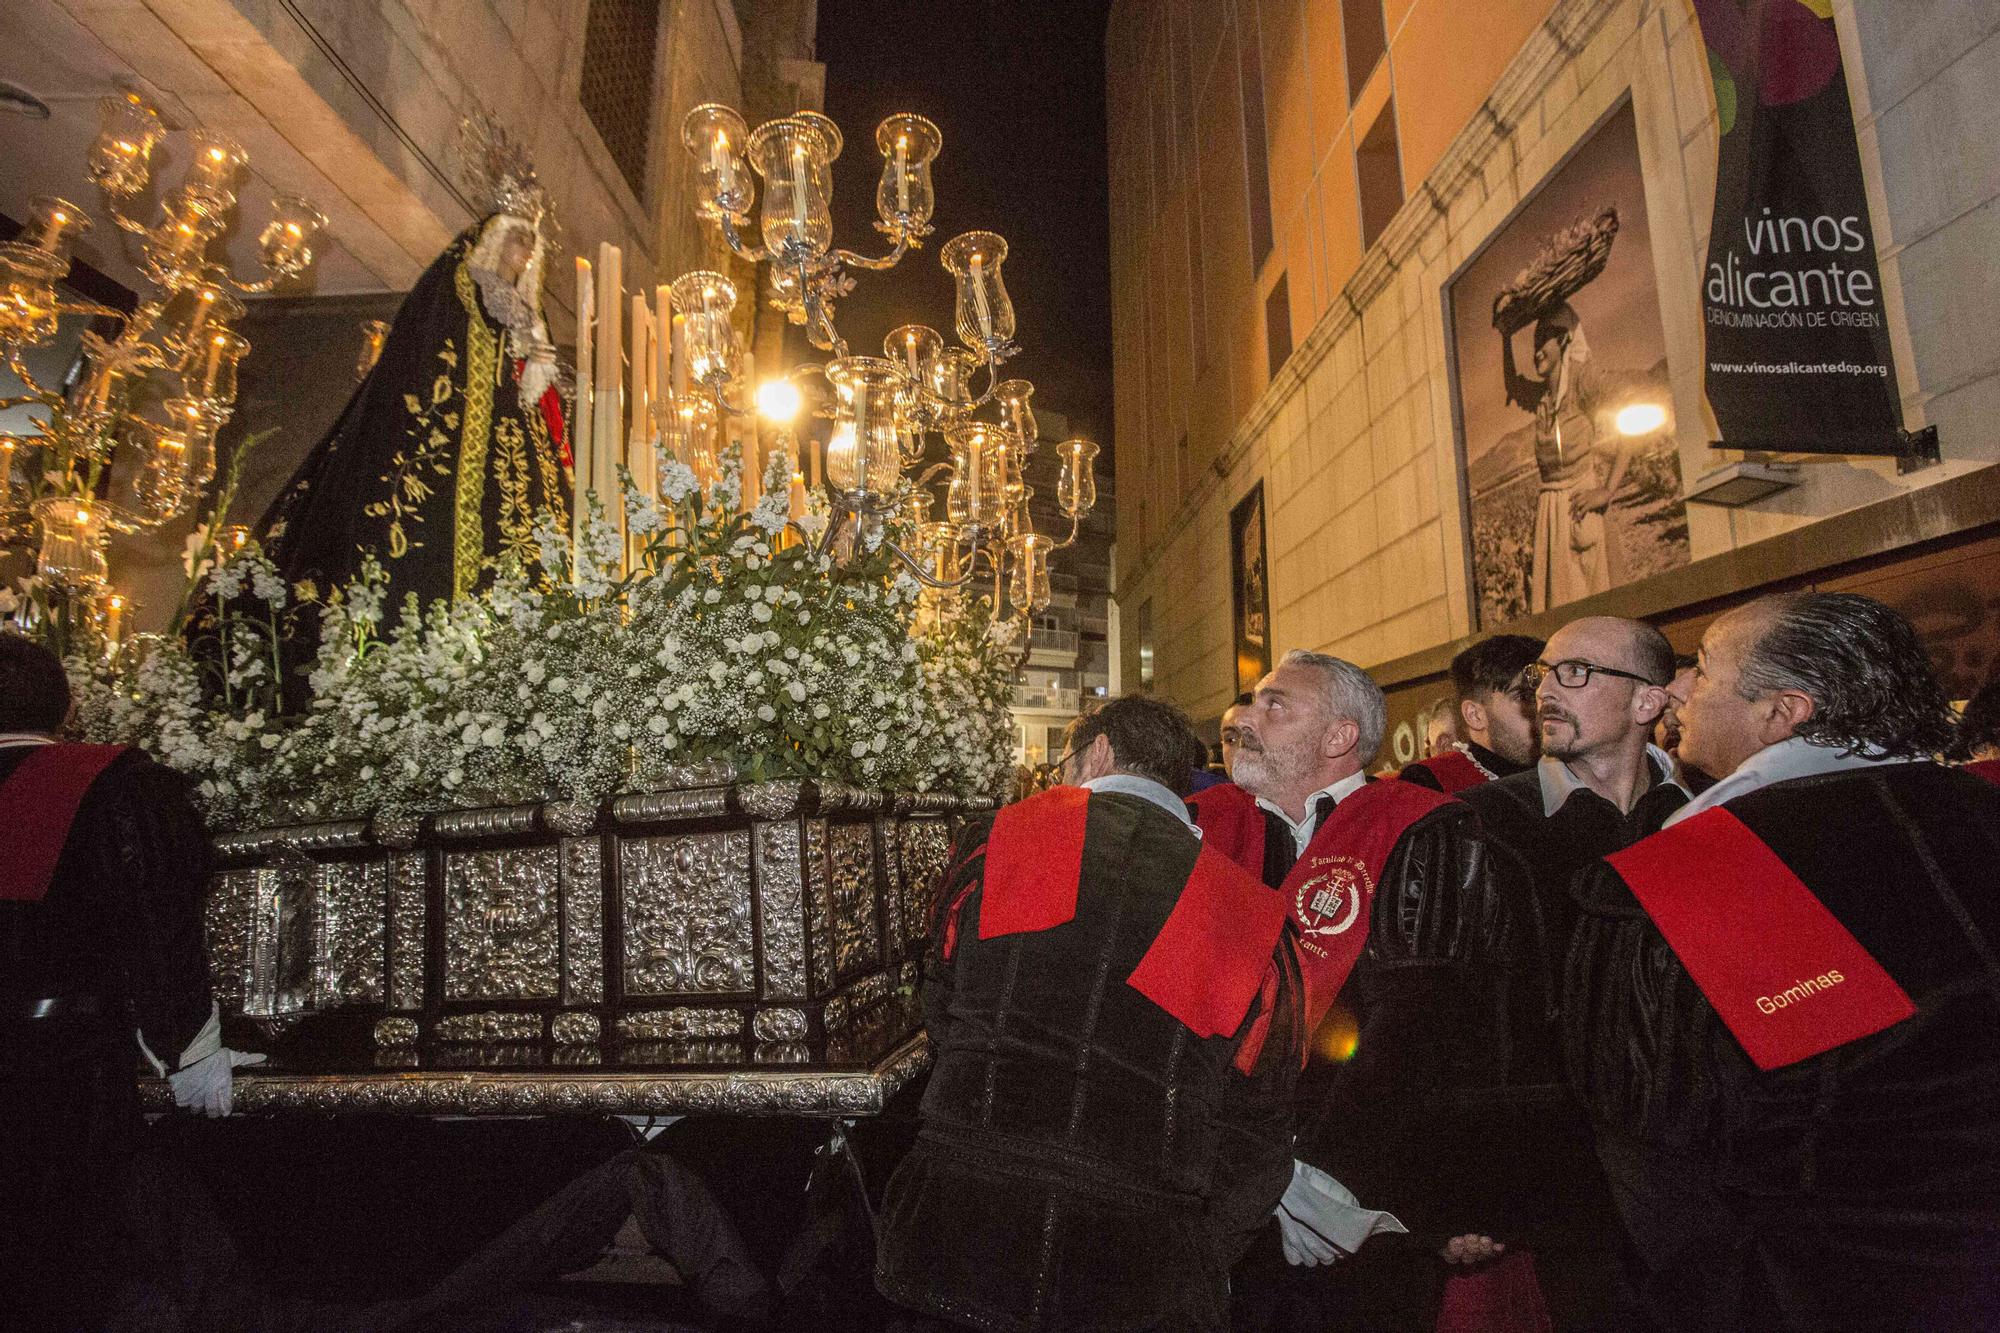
1693,0 -> 1911,455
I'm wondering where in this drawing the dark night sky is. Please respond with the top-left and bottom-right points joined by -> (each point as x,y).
813,0 -> 1114,459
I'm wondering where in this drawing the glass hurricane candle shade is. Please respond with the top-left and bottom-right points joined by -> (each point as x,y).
995,379 -> 1037,449
668,272 -> 740,388
1008,532 -> 1053,614
1056,437 -> 1099,517
916,521 -> 963,584
682,103 -> 751,219
19,197 -> 92,264
940,231 -> 1014,349
945,421 -> 1009,529
885,324 -> 942,387
0,245 -> 67,350
33,496 -> 108,588
144,189 -> 227,288
873,114 -> 940,232
747,118 -> 834,258
661,394 -> 719,470
158,272 -> 243,360
181,328 -> 249,408
158,396 -> 220,489
823,356 -> 904,500
257,195 -> 328,277
182,131 -> 248,207
130,427 -> 193,524
927,346 -> 980,421
88,94 -> 164,197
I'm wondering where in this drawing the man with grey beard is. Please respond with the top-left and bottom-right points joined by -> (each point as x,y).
1191,650 -> 1514,1332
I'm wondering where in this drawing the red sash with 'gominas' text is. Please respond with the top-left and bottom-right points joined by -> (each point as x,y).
0,743 -> 130,903
1278,781 -> 1454,1040
1608,807 -> 1916,1071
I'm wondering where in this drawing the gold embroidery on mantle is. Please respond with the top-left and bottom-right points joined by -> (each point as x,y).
493,416 -> 534,567
363,342 -> 461,560
453,262 -> 498,600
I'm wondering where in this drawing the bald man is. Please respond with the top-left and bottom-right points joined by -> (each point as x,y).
1451,617 -> 1689,1330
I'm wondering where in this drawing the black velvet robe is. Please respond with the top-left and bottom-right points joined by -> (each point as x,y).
1564,763 -> 2000,1331
257,218 -> 570,616
0,745 -> 215,1331
876,793 -> 1302,1332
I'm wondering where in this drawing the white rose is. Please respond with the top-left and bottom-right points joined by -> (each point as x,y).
757,704 -> 776,722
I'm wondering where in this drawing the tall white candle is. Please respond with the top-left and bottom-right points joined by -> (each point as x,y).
791,143 -> 810,237
630,293 -> 651,492
895,135 -> 910,213
654,285 -> 671,420
671,312 -> 688,397
970,252 -> 993,336
595,243 -> 625,568
571,256 -> 594,579
713,132 -> 735,200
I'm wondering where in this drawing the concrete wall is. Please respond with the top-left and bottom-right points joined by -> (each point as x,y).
1106,0 -> 2000,723
48,0 -> 781,329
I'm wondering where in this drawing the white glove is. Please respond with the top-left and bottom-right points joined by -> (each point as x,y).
168,1046 -> 267,1117
141,1005 -> 266,1117
1274,1160 -> 1409,1268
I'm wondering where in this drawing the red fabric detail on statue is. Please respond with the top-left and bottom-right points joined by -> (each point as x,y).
1127,843 -> 1286,1040
1188,781 -> 1265,877
537,383 -> 571,470
977,787 -> 1091,940
1280,782 -> 1454,1040
0,744 -> 129,903
1966,758 -> 2000,788
1609,808 -> 1917,1071
1403,750 -> 1490,793
1435,1251 -> 1553,1333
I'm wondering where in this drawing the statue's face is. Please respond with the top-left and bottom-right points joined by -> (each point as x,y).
495,223 -> 535,284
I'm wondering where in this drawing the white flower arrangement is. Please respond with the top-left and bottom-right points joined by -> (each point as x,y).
48,445 -> 1017,828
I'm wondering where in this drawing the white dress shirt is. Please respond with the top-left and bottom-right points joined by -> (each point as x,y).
1254,770 -> 1368,856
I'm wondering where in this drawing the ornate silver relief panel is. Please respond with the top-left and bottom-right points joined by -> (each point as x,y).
443,845 -> 562,1000
754,820 -> 808,1001
827,823 -> 881,981
561,836 -> 604,1003
803,819 -> 835,995
388,851 -> 427,1010
620,831 -> 755,996
899,819 -> 952,954
317,859 -> 387,1005
205,868 -> 259,1011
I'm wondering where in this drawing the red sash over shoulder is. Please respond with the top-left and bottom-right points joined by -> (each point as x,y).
1400,749 -> 1490,794
1608,808 -> 1916,1071
961,785 -> 1288,1058
1280,781 -> 1454,1037
0,743 -> 130,903
1187,781 -> 1265,877
1965,758 -> 2000,788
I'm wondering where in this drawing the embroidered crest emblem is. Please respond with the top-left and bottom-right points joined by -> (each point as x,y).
1293,853 -> 1369,939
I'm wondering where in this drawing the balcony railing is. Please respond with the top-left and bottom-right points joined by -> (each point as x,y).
1013,684 -> 1081,711
1028,627 -> 1079,655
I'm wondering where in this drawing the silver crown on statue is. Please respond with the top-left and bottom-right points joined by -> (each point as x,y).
457,112 -> 561,251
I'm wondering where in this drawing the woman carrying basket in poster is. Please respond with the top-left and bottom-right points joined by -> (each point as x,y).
1496,207 -> 1634,614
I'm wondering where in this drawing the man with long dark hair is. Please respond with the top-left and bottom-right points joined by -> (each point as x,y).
1565,593 -> 2000,1329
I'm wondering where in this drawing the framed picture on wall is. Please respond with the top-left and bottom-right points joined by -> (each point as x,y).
1445,99 -> 1691,628
1230,482 -> 1272,695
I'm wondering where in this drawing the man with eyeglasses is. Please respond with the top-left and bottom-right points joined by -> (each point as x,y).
878,695 -> 1308,1331
1194,651 -> 1515,1332
1564,593 -> 2000,1330
1400,634 -> 1545,793
1437,616 -> 1685,1330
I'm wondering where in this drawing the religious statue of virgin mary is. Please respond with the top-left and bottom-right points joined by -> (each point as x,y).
256,117 -> 571,615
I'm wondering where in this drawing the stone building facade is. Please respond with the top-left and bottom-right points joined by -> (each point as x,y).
1105,0 -> 2000,751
